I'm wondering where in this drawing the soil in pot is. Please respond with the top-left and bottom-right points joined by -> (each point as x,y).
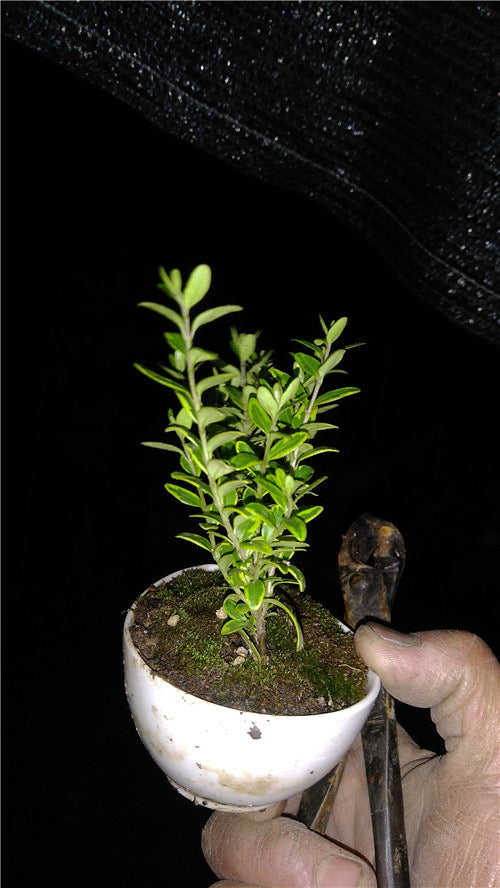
129,568 -> 368,716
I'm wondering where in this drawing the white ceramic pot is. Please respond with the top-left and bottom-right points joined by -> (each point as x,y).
123,564 -> 380,812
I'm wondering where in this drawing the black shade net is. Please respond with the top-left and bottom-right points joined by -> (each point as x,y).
2,1 -> 499,344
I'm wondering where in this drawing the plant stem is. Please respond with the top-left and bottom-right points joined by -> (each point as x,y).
181,303 -> 255,578
303,341 -> 332,424
254,605 -> 268,664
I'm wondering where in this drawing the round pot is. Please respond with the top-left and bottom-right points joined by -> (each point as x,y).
123,564 -> 380,813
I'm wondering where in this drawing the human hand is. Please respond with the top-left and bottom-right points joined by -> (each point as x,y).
202,623 -> 500,887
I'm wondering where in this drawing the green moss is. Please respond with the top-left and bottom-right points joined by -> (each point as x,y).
131,569 -> 368,715
297,648 -> 365,708
157,568 -> 225,603
177,629 -> 224,672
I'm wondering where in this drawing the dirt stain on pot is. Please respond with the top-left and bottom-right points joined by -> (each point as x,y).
214,768 -> 277,797
137,722 -> 187,763
248,724 -> 262,740
190,758 -> 275,796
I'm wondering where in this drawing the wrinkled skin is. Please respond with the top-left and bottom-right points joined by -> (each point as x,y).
202,624 -> 500,888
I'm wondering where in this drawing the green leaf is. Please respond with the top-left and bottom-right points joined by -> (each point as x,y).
167,414 -> 191,433
273,539 -> 307,555
183,443 -> 205,471
245,580 -> 266,611
175,391 -> 195,420
140,441 -> 184,454
268,431 -> 309,460
227,567 -> 250,586
281,562 -> 306,592
138,301 -> 184,332
164,483 -> 202,508
299,474 -> 327,496
207,459 -> 233,481
231,329 -> 257,363
244,503 -> 276,527
241,538 -> 273,555
196,371 -> 235,397
279,377 -> 301,407
164,331 -> 185,352
223,385 -> 244,409
248,397 -> 272,434
221,618 -> 248,635
297,446 -> 339,462
283,515 -> 307,541
195,513 -> 226,529
293,339 -> 321,354
223,596 -> 249,620
297,505 -> 323,523
293,464 -> 314,482
272,382 -> 282,402
235,441 -> 255,453
183,264 -> 212,309
198,406 -> 226,429
134,363 -> 189,394
267,598 -> 304,650
326,317 -> 348,344
261,522 -> 275,542
258,476 -> 289,511
222,487 -> 239,508
169,268 -> 182,290
207,430 -> 242,455
188,347 -> 219,366
176,533 -> 212,552
318,349 -> 345,378
230,452 -> 260,469
179,452 -> 196,474
301,422 -> 338,435
164,423 -> 198,444
158,267 -> 182,301
274,467 -> 286,487
218,479 -> 248,499
233,515 -> 260,541
191,304 -> 243,336
316,386 -> 360,405
270,368 -> 291,387
171,471 -> 211,494
293,352 -> 321,377
217,552 -> 236,575
319,315 -> 328,336
156,361 -> 184,381
215,539 -> 234,556
290,404 -> 307,429
170,350 -> 186,373
256,385 -> 277,419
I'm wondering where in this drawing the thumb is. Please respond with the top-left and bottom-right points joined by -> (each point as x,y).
354,623 -> 500,773
202,812 -> 376,887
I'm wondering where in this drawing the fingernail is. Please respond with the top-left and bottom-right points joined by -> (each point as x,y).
315,854 -> 363,888
360,622 -> 419,647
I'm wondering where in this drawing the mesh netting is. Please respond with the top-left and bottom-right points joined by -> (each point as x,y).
3,1 -> 498,343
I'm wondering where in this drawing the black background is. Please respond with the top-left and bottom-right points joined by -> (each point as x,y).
3,38 -> 499,886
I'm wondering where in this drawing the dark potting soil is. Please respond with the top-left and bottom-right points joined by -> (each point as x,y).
128,568 -> 368,716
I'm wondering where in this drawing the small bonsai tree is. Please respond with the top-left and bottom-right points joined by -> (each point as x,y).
135,264 -> 360,665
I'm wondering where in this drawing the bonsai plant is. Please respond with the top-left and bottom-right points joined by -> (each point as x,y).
123,263 -> 380,811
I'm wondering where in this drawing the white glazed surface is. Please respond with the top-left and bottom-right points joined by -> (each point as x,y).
123,565 -> 380,811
